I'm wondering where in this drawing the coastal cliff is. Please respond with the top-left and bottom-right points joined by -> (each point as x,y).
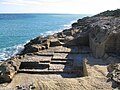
0,9 -> 120,90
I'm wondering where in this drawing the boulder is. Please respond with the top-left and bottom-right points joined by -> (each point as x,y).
63,29 -> 74,36
27,36 -> 45,45
24,44 -> 43,53
72,22 -> 78,28
50,39 -> 64,47
0,63 -> 14,83
0,59 -> 21,83
21,37 -> 50,54
65,36 -> 74,41
107,64 -> 120,84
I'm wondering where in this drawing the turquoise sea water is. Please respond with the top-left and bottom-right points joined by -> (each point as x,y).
0,14 -> 90,60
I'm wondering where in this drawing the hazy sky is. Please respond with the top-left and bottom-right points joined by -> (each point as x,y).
0,0 -> 120,14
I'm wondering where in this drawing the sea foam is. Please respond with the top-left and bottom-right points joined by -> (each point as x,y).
0,43 -> 25,61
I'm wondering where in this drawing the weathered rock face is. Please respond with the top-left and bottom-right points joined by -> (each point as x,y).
50,38 -> 64,47
21,37 -> 50,54
95,9 -> 120,17
0,63 -> 14,82
70,11 -> 120,58
0,57 -> 21,83
107,64 -> 120,84
89,17 -> 120,58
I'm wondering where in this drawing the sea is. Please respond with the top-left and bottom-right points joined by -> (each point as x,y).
0,14 -> 91,61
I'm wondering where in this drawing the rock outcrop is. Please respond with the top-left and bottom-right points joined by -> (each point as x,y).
0,57 -> 21,83
71,10 -> 120,58
107,63 -> 120,88
21,37 -> 50,54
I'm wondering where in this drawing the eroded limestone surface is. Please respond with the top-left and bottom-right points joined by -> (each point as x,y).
0,9 -> 120,90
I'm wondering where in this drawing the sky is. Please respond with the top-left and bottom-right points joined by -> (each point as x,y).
0,0 -> 120,14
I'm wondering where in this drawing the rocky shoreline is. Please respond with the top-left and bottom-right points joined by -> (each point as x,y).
0,9 -> 120,90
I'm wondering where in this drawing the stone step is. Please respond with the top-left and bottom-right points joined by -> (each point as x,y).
49,64 -> 73,71
45,46 -> 91,54
54,51 -> 70,53
53,46 -> 91,54
18,69 -> 78,74
20,62 -> 50,65
19,62 -> 50,69
38,63 -> 50,65
49,64 -> 65,70
52,53 -> 68,59
54,51 -> 91,54
51,58 -> 73,61
51,61 -> 67,64
39,61 -> 50,63
21,55 -> 52,62
34,53 -> 54,56
51,60 -> 73,65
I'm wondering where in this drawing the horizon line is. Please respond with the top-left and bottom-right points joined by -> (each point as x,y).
0,12 -> 94,15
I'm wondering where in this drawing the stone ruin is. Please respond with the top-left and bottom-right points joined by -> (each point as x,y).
0,9 -> 120,85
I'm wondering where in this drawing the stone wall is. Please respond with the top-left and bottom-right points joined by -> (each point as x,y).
89,32 -> 120,58
89,35 -> 106,58
105,33 -> 120,53
83,58 -> 88,76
